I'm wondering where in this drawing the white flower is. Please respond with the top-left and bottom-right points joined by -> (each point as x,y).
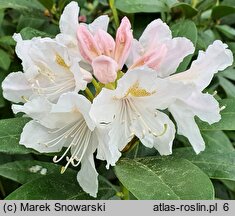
168,40 -> 233,153
56,0 -> 110,74
13,92 -> 102,197
126,19 -> 195,77
2,34 -> 89,103
90,67 -> 193,155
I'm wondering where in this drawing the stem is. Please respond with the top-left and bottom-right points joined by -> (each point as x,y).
191,0 -> 198,8
0,180 -> 6,197
109,0 -> 120,28
91,78 -> 102,93
84,87 -> 94,101
121,184 -> 129,200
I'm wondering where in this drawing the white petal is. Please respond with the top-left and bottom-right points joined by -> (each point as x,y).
157,37 -> 195,77
77,153 -> 98,197
95,125 -> 121,168
185,92 -> 221,124
13,34 -> 34,72
169,101 -> 205,154
139,19 -> 172,51
11,97 -> 66,129
109,120 -> 134,151
150,77 -> 193,110
88,15 -> 109,34
130,101 -> 175,155
171,40 -> 233,91
116,67 -> 158,98
2,72 -> 33,103
12,96 -> 51,118
20,120 -> 65,153
70,60 -> 89,91
90,88 -> 119,124
59,1 -> 79,38
52,92 -> 95,131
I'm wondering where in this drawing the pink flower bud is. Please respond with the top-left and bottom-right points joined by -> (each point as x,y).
92,55 -> 118,84
114,17 -> 133,69
77,25 -> 101,63
94,29 -> 115,57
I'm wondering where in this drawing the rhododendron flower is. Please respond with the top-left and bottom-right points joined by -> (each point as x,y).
90,67 -> 192,154
168,40 -> 233,153
1,0 -> 233,198
77,16 -> 133,84
2,34 -> 89,103
12,92 -> 117,197
126,19 -> 194,77
56,1 -> 109,60
56,1 -> 110,80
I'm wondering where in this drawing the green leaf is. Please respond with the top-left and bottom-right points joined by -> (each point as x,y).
0,71 -> 6,108
221,180 -> 235,192
0,118 -> 38,155
174,148 -> 235,181
0,36 -> 16,46
37,0 -> 54,10
20,27 -> 52,40
115,0 -> 178,13
5,170 -> 116,200
196,0 -> 216,11
17,16 -> 46,32
0,0 -> 44,11
171,3 -> 198,18
197,29 -> 216,50
216,25 -> 235,39
212,5 -> 235,20
202,131 -> 234,153
0,160 -> 61,184
171,20 -> 197,72
0,49 -> 11,70
198,99 -> 235,130
115,157 -> 214,200
218,67 -> 235,81
218,76 -> 235,98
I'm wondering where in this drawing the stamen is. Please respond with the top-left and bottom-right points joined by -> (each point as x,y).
21,96 -> 29,102
220,106 -> 226,111
127,99 -> 167,138
212,91 -> 217,96
56,54 -> 70,69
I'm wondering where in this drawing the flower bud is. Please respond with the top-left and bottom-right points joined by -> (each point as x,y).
77,25 -> 100,63
92,55 -> 118,84
114,17 -> 133,69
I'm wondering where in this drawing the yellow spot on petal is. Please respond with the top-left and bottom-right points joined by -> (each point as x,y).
56,54 -> 69,69
126,81 -> 155,97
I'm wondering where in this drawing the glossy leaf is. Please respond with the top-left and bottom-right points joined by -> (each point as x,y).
0,49 -> 11,70
5,170 -> 116,200
174,148 -> 235,181
0,0 -> 44,12
219,76 -> 235,98
0,118 -> 38,155
216,25 -> 235,40
0,160 -> 60,184
171,2 -> 198,18
115,157 -> 214,200
115,0 -> 178,13
202,131 -> 234,153
37,0 -> 54,10
212,5 -> 235,20
20,27 -> 52,40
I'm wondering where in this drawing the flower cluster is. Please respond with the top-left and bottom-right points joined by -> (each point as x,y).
2,1 -> 233,197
